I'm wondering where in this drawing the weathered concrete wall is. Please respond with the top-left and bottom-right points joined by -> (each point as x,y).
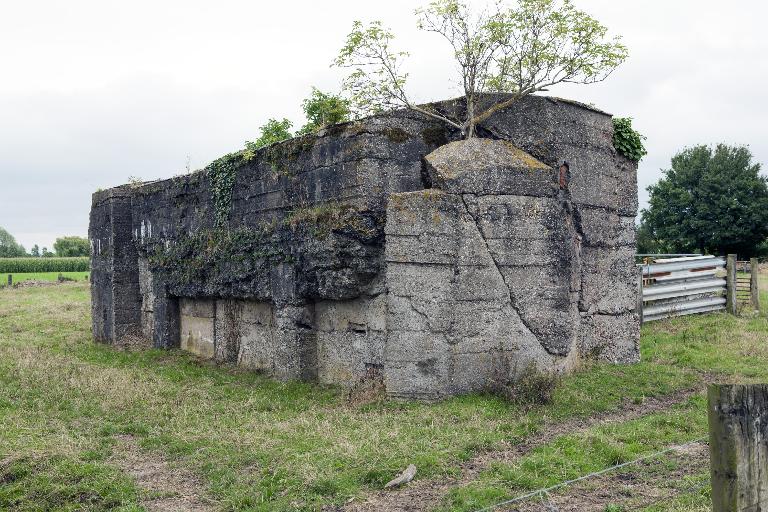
90,188 -> 142,342
383,139 -> 585,399
89,94 -> 640,399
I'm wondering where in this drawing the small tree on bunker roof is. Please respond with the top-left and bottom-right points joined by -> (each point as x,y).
334,0 -> 628,138
244,118 -> 293,159
297,88 -> 351,135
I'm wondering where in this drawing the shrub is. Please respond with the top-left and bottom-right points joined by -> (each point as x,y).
612,117 -> 647,162
0,257 -> 90,273
296,88 -> 351,135
486,364 -> 561,408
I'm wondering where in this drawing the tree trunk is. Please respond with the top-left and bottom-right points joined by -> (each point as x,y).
466,96 -> 475,139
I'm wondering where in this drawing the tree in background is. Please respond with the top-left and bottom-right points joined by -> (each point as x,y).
41,247 -> 54,258
334,0 -> 627,137
642,144 -> 768,257
53,236 -> 90,257
636,220 -> 671,254
0,227 -> 26,257
296,88 -> 351,135
30,244 -> 40,257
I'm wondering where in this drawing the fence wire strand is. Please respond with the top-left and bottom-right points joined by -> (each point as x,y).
473,437 -> 709,512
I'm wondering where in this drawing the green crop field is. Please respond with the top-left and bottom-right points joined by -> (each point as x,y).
0,257 -> 89,274
0,273 -> 765,511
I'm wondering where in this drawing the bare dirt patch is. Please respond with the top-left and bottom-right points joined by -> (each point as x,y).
10,280 -> 59,288
344,386 -> 704,512
111,434 -> 215,512
113,334 -> 154,351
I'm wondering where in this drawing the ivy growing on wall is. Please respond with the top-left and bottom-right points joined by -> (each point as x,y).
612,117 -> 647,162
206,152 -> 243,227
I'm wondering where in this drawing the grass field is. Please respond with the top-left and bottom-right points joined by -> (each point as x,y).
1,272 -> 90,284
0,274 -> 766,511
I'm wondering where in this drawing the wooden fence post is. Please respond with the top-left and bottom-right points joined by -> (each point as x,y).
751,257 -> 760,311
709,384 -> 768,511
726,254 -> 737,315
637,266 -> 644,325
6,274 -> 11,287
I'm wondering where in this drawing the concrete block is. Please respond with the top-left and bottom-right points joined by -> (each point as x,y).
180,309 -> 215,359
579,312 -> 640,363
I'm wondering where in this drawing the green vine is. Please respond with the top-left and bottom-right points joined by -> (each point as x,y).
206,152 -> 243,227
612,117 -> 647,162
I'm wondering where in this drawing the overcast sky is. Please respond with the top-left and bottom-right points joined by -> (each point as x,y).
1,0 -> 766,251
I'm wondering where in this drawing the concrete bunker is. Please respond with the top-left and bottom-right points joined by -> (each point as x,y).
89,94 -> 640,400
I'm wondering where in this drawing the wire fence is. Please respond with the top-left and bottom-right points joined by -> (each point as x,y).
474,437 -> 710,512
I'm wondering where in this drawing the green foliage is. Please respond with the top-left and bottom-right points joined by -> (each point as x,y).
335,0 -> 628,137
636,220 -> 672,254
29,244 -> 40,257
0,227 -> 26,257
334,21 -> 410,117
205,152 -> 243,228
297,88 -> 351,135
244,118 -> 294,159
148,226 -> 286,287
53,236 -> 91,257
642,144 -> 768,257
612,117 -> 647,162
487,0 -> 629,91
0,257 -> 89,273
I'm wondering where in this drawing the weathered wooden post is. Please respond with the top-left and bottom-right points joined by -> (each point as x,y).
637,266 -> 644,325
750,257 -> 760,311
726,254 -> 738,315
6,274 -> 11,287
709,384 -> 768,511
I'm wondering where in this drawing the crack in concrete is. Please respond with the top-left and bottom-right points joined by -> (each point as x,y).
457,193 -> 541,345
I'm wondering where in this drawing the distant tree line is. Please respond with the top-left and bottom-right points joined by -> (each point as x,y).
639,144 -> 768,258
0,228 -> 90,258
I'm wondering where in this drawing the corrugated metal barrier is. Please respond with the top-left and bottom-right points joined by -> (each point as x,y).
639,255 -> 727,323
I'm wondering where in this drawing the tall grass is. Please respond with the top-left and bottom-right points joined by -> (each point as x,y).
0,257 -> 89,273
